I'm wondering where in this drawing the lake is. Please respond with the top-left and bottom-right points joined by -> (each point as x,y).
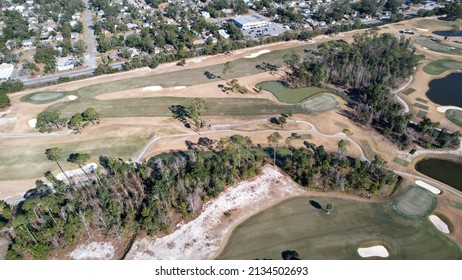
415,158 -> 462,191
426,73 -> 462,107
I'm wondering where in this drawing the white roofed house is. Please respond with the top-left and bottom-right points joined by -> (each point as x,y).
0,63 -> 15,82
56,57 -> 75,71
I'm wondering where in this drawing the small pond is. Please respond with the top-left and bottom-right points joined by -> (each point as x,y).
415,158 -> 462,191
426,73 -> 462,107
433,31 -> 462,37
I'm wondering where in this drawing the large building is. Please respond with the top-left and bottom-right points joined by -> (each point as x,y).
0,63 -> 14,82
232,14 -> 269,30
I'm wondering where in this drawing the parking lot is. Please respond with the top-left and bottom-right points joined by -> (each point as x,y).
242,22 -> 286,39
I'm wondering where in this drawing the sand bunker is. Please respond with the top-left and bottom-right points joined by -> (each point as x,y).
0,117 -> 17,126
126,166 -> 304,260
422,47 -> 428,50
245,50 -> 270,58
69,242 -> 115,260
56,163 -> 97,182
416,28 -> 429,32
415,180 -> 441,194
429,215 -> 450,234
28,118 -> 37,128
142,86 -> 163,91
174,86 -> 186,90
358,245 -> 389,258
67,95 -> 78,101
437,106 -> 462,113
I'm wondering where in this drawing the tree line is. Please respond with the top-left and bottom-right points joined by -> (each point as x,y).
0,134 -> 397,259
36,107 -> 100,133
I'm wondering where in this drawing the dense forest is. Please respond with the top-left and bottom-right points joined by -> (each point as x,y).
0,135 -> 397,259
284,31 -> 460,149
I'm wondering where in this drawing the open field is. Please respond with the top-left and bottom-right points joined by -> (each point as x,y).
256,81 -> 327,103
423,59 -> 462,75
446,109 -> 462,127
217,195 -> 461,260
390,185 -> 436,218
415,39 -> 462,56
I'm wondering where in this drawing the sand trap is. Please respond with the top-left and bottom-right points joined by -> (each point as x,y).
126,166 -> 304,260
429,215 -> 450,234
437,106 -> 462,113
142,86 -> 163,91
56,163 -> 97,182
416,28 -> 428,32
358,245 -> 389,258
69,242 -> 115,260
174,86 -> 186,90
0,117 -> 17,126
450,47 -> 456,50
67,95 -> 78,101
415,180 -> 441,194
422,47 -> 428,49
28,118 -> 37,128
245,50 -> 270,58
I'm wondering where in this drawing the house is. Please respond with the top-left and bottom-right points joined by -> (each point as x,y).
22,39 -> 34,48
0,63 -> 14,82
164,44 -> 175,53
218,29 -> 230,39
56,57 -> 75,71
201,11 -> 210,19
71,32 -> 79,40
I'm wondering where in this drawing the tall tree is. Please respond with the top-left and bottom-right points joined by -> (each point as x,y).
187,98 -> 208,130
67,153 -> 92,180
267,132 -> 283,165
45,148 -> 71,183
82,108 -> 100,124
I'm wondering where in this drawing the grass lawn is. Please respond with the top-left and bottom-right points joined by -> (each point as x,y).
393,157 -> 410,167
402,88 -> 416,96
416,39 -> 462,56
423,59 -> 462,75
446,109 -> 462,127
0,137 -> 145,180
416,98 -> 428,104
217,196 -> 461,260
414,103 -> 429,110
256,81 -> 327,104
416,110 -> 428,118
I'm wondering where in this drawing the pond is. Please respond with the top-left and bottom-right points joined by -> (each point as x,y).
433,31 -> 462,37
426,73 -> 462,107
415,158 -> 462,191
256,81 -> 327,104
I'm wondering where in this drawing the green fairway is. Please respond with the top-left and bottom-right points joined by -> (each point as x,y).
414,103 -> 429,110
446,109 -> 462,127
423,59 -> 462,75
256,81 -> 327,104
216,196 -> 461,260
0,137 -> 145,180
300,94 -> 339,113
390,185 -> 436,218
416,39 -> 462,56
402,88 -> 416,96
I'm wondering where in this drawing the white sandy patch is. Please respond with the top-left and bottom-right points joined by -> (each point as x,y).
142,86 -> 163,91
56,163 -> 97,182
422,47 -> 428,50
67,95 -> 78,101
358,245 -> 389,258
245,50 -> 270,58
69,242 -> 115,260
450,47 -> 456,50
429,215 -> 450,234
415,180 -> 441,194
437,106 -> 462,113
0,117 -> 17,126
126,166 -> 304,260
191,58 -> 202,63
174,86 -> 186,90
416,28 -> 428,32
28,118 -> 37,128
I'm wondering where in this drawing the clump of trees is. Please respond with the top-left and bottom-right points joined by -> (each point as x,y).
0,80 -> 24,108
36,108 -> 100,133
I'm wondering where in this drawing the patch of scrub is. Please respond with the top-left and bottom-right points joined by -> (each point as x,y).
28,118 -> 37,128
429,215 -> 450,234
174,86 -> 186,90
23,91 -> 66,104
300,94 -> 339,113
358,245 -> 389,258
67,95 -> 78,101
56,163 -> 97,182
69,242 -> 115,260
445,109 -> 462,127
415,180 -> 441,195
142,86 -> 163,91
245,50 -> 271,58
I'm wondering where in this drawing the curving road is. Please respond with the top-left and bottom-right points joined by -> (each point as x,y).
393,75 -> 413,113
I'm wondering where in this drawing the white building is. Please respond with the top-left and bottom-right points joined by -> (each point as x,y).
56,58 -> 75,71
232,14 -> 269,30
0,63 -> 14,82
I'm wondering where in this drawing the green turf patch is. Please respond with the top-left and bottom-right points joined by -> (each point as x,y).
402,88 -> 416,96
393,157 -> 410,167
416,98 -> 429,104
300,94 -> 339,113
335,121 -> 349,129
416,110 -> 428,118
256,81 -> 328,104
446,109 -> 462,127
359,140 -> 376,158
217,196 -> 462,260
391,185 -> 436,219
448,199 -> 462,210
21,91 -> 67,104
299,134 -> 312,140
416,19 -> 462,28
416,39 -> 462,56
414,103 -> 429,110
423,59 -> 462,75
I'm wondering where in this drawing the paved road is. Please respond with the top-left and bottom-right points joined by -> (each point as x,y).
84,0 -> 96,68
393,75 -> 413,113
